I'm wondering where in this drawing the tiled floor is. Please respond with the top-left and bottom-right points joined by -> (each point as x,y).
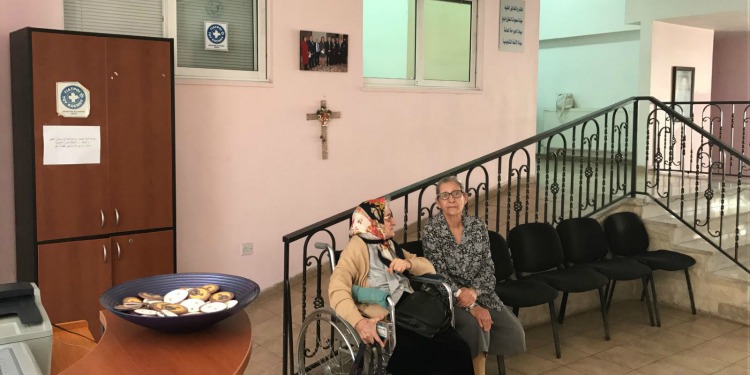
243,289 -> 750,375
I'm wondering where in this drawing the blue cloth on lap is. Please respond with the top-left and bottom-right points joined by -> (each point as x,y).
352,285 -> 389,308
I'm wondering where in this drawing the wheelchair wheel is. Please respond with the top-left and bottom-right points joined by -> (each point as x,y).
297,308 -> 364,375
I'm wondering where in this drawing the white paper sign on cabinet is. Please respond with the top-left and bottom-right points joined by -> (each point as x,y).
43,125 -> 101,165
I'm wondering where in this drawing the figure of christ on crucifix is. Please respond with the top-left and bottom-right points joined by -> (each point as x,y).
306,100 -> 341,160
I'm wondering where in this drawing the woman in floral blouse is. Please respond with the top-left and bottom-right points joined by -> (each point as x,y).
422,176 -> 526,375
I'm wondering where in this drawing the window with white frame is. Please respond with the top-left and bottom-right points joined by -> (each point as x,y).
363,0 -> 477,88
63,0 -> 267,81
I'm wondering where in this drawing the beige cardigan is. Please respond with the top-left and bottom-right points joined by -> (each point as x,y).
328,236 -> 436,327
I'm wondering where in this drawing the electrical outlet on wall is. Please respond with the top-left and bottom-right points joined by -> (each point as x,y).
241,242 -> 253,256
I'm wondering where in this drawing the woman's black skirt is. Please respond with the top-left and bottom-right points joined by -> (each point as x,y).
386,323 -> 473,375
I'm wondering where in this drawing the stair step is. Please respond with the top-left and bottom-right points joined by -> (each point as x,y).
638,194 -> 750,294
712,265 -> 750,283
674,239 -> 750,272
717,303 -> 750,326
641,195 -> 749,250
646,198 -> 749,218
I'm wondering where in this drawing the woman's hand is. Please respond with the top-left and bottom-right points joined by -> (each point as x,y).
470,306 -> 493,332
387,259 -> 412,274
354,316 -> 386,347
456,287 -> 477,308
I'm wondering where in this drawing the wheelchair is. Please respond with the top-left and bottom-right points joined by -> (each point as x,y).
296,242 -> 455,375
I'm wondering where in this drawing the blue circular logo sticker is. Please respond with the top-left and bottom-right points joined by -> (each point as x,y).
207,24 -> 226,44
60,85 -> 86,110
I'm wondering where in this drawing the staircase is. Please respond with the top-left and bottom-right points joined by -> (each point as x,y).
641,181 -> 750,324
281,97 -> 750,374
452,181 -> 750,328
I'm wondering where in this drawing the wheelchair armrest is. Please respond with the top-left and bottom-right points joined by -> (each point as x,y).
408,274 -> 446,284
407,274 -> 456,327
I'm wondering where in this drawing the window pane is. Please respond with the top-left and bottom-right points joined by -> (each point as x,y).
363,0 -> 415,79
64,0 -> 163,38
176,0 -> 256,71
423,0 -> 472,82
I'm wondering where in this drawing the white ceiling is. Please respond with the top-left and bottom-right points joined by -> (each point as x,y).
663,10 -> 750,33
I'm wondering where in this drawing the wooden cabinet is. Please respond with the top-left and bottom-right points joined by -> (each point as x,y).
111,231 -> 174,286
11,28 -> 175,338
106,37 -> 174,233
24,31 -> 173,241
38,238 -> 112,330
30,32 -> 111,241
38,231 -> 174,339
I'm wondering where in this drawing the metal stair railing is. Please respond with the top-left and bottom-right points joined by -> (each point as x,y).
662,101 -> 750,177
643,99 -> 750,275
281,96 -> 750,374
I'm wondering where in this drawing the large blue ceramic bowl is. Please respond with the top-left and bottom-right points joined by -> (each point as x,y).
100,272 -> 259,333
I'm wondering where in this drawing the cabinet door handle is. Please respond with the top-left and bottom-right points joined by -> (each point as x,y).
116,242 -> 122,260
115,208 -> 120,226
103,244 -> 108,263
101,210 -> 105,228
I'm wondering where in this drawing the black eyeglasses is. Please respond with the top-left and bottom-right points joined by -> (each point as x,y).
437,190 -> 464,200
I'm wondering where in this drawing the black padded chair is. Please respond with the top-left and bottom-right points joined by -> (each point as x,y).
556,217 -> 657,326
400,240 -> 424,257
507,222 -> 611,340
489,231 -> 561,359
399,240 -> 427,291
603,212 -> 697,324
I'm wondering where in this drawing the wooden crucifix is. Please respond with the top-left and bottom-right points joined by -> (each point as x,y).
306,100 -> 341,160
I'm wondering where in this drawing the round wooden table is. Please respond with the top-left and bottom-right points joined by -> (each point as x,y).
61,310 -> 252,374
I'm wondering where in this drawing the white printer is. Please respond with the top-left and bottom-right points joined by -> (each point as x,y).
0,282 -> 52,375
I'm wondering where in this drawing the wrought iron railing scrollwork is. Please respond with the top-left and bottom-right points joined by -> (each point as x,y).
646,101 -> 749,271
282,97 -> 750,374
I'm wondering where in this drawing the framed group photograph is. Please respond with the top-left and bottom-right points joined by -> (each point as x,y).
300,30 -> 348,72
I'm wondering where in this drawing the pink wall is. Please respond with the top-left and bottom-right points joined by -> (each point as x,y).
712,31 -> 750,101
711,31 -> 749,169
648,22 -> 714,169
650,21 -> 714,102
0,1 -> 63,283
0,0 -> 540,288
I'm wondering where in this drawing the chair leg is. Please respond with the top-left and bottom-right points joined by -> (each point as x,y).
649,274 -> 661,327
548,300 -> 561,358
642,276 -> 655,327
603,280 -> 613,306
557,292 -> 569,324
497,355 -> 506,375
597,287 -> 611,340
605,280 -> 617,312
684,269 -> 697,315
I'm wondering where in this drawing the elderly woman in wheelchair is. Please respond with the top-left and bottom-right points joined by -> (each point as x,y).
310,197 -> 473,375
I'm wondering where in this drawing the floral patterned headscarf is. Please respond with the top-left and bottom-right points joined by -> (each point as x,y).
350,197 -> 388,240
350,197 -> 399,262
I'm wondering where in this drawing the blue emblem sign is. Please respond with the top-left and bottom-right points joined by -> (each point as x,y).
207,24 -> 226,44
60,85 -> 86,110
56,81 -> 91,118
205,21 -> 228,50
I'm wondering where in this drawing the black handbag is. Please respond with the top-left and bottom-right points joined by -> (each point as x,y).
394,283 -> 451,338
349,343 -> 384,375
